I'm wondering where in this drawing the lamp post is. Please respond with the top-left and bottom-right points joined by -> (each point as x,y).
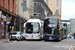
6,8 -> 12,42
10,8 -> 12,32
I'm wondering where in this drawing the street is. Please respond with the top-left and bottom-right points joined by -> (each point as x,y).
0,38 -> 75,50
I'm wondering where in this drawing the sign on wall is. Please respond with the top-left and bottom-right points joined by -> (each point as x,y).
0,11 -> 2,17
2,15 -> 6,21
23,0 -> 27,11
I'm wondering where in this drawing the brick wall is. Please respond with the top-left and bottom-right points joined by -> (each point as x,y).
0,0 -> 16,14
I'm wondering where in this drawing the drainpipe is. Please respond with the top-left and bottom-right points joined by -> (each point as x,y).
0,11 -> 2,39
14,18 -> 16,31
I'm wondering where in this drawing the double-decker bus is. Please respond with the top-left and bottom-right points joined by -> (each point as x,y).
43,17 -> 62,41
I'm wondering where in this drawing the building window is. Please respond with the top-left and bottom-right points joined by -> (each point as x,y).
8,0 -> 10,10
57,0 -> 59,9
34,3 -> 40,6
3,0 -> 5,8
36,14 -> 39,16
34,3 -> 36,5
40,4 -> 41,6
34,14 -> 39,16
34,14 -> 36,16
12,0 -> 14,13
46,0 -> 48,5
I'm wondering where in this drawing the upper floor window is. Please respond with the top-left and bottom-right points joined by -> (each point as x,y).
34,3 -> 41,6
46,0 -> 48,5
57,0 -> 59,9
12,0 -> 15,12
3,0 -> 5,8
8,0 -> 10,10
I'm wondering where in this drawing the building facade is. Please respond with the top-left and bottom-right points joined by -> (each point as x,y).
0,0 -> 16,38
44,0 -> 61,18
33,0 -> 52,20
16,0 -> 34,31
70,19 -> 75,34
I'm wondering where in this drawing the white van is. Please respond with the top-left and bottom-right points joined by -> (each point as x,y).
24,19 -> 43,40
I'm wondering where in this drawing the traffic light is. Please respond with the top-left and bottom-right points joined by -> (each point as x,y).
10,17 -> 14,26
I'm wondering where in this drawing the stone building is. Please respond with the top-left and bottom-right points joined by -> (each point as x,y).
16,0 -> 34,32
44,0 -> 62,18
33,0 -> 52,20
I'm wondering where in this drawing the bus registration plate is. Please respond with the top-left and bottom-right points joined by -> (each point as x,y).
49,37 -> 52,40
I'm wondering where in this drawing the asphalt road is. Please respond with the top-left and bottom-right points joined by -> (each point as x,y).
0,38 -> 75,50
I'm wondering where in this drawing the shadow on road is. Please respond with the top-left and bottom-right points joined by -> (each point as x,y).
26,39 -> 43,41
44,40 -> 62,42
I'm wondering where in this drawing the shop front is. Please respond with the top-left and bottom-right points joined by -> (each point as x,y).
0,10 -> 16,39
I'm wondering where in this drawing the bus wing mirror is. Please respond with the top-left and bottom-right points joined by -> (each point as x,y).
59,29 -> 60,31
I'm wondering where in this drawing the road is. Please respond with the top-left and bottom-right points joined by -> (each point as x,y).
0,38 -> 75,50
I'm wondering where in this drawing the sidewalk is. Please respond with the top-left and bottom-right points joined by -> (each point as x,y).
0,39 -> 18,43
0,39 -> 6,43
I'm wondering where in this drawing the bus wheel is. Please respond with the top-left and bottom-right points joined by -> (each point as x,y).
58,37 -> 61,42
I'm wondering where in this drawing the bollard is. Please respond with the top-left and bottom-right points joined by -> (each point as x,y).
6,34 -> 10,43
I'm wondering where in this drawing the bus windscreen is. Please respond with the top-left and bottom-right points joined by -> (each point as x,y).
25,22 -> 40,33
44,18 -> 57,35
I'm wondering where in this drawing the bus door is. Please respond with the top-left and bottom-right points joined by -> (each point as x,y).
31,22 -> 40,39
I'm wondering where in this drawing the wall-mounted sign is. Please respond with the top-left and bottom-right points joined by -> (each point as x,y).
0,11 -> 2,17
23,0 -> 27,11
2,15 -> 6,21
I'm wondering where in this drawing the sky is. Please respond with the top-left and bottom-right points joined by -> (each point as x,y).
62,0 -> 75,20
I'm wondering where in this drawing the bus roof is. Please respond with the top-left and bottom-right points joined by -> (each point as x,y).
27,19 -> 41,22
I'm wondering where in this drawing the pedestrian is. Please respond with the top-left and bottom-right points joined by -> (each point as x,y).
8,32 -> 10,36
8,32 -> 11,39
74,33 -> 75,39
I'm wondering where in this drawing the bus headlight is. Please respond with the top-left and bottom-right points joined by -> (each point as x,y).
37,35 -> 40,37
25,35 -> 28,37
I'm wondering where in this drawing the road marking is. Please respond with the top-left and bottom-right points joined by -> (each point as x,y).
0,41 -> 3,43
69,48 -> 70,50
69,48 -> 73,50
9,41 -> 18,43
53,45 -> 74,50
